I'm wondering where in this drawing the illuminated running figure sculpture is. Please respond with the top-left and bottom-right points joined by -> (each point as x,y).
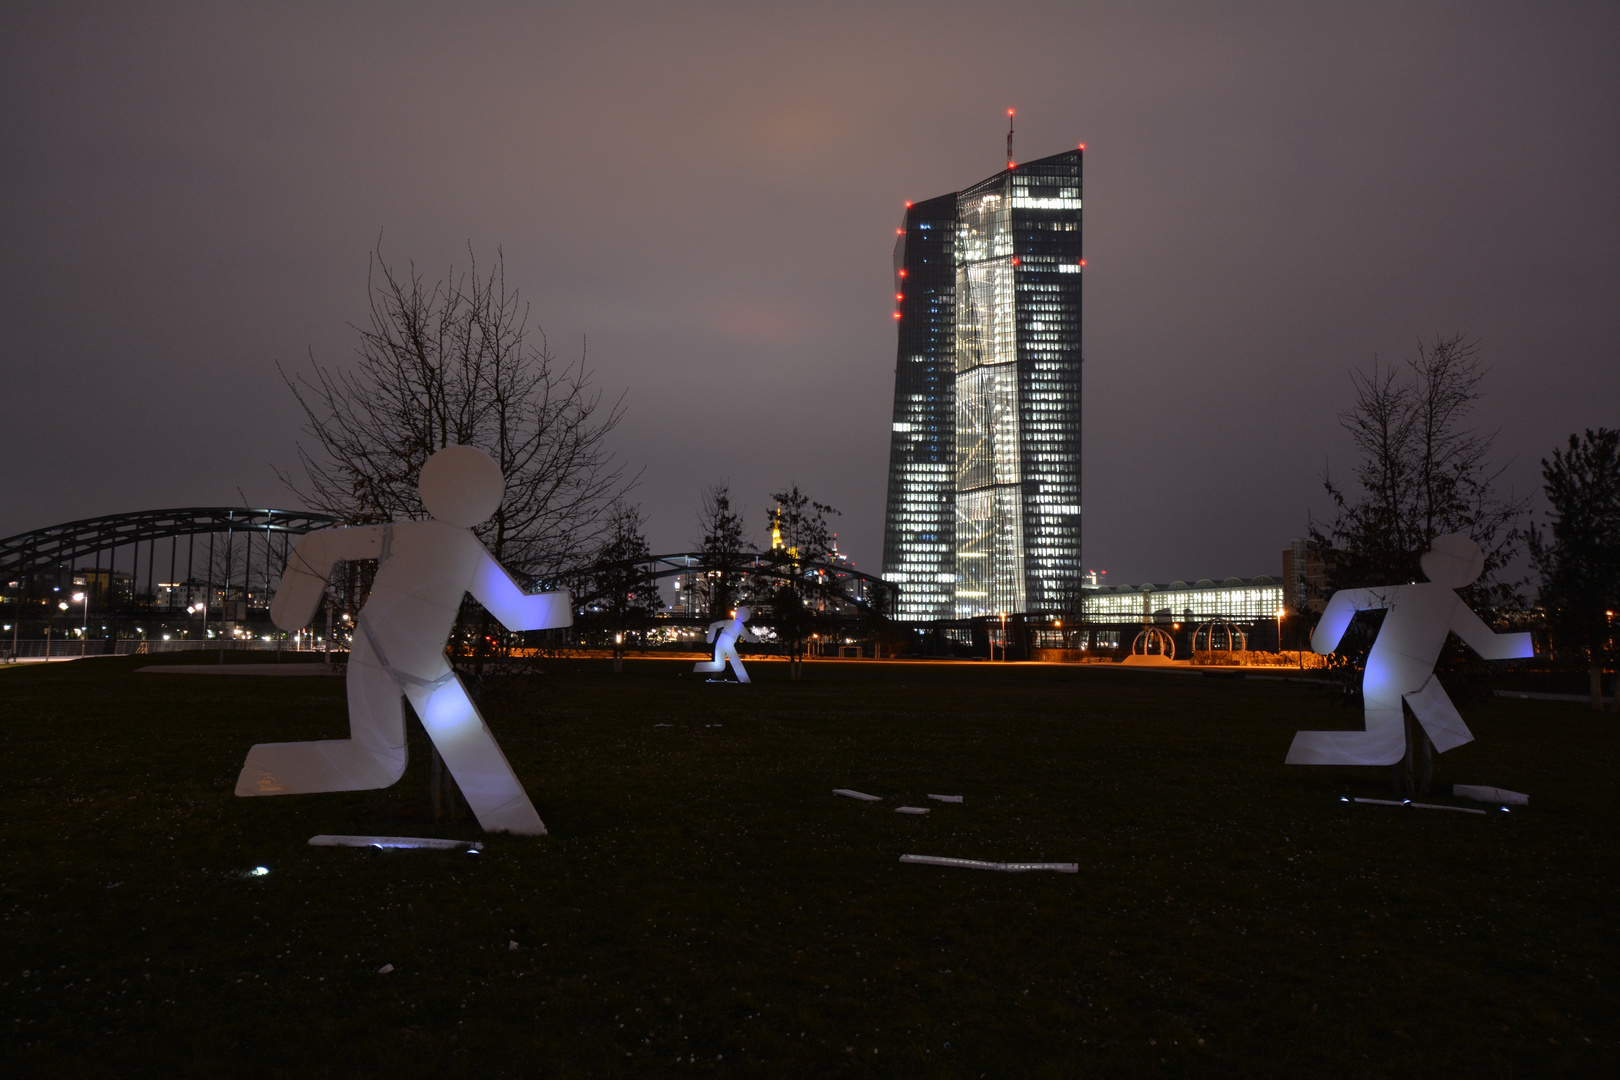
236,446 -> 572,835
695,606 -> 756,683
1286,533 -> 1532,767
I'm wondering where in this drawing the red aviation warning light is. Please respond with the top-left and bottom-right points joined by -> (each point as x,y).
904,201 -> 913,208
1078,143 -> 1086,151
898,269 -> 908,278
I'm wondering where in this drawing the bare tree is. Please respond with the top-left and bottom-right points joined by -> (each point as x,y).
1531,428 -> 1620,710
694,483 -> 751,618
278,243 -> 632,585
1312,334 -> 1526,610
586,502 -> 661,672
760,485 -> 840,680
1311,333 -> 1528,794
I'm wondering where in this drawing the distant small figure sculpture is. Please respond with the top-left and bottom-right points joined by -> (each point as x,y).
695,605 -> 756,683
237,445 -> 572,835
1286,533 -> 1533,766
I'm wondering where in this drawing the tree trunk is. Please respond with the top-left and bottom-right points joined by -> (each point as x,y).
1591,663 -> 1605,711
473,609 -> 493,678
429,744 -> 444,823
1390,711 -> 1434,798
1414,718 -> 1433,797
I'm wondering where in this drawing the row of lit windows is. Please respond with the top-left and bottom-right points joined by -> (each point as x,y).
1083,586 -> 1283,619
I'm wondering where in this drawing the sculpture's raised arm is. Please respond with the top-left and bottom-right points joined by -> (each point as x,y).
467,550 -> 573,632
270,525 -> 387,632
1310,588 -> 1384,655
1449,602 -> 1534,661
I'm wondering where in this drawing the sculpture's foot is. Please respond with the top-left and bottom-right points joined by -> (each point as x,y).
235,739 -> 406,796
1284,728 -> 1406,767
405,675 -> 547,836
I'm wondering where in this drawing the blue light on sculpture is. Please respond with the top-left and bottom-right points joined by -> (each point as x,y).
235,445 -> 572,835
694,605 -> 757,683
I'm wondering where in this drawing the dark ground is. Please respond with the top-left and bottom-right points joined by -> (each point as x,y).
1,654 -> 1614,1077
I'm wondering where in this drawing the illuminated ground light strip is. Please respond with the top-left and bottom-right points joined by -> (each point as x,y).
1343,797 -> 1490,816
309,834 -> 485,851
900,854 -> 1077,873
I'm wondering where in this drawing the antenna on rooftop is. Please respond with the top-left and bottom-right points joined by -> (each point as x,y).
1006,108 -> 1016,168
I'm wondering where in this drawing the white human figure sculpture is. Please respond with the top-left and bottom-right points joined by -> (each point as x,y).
1286,533 -> 1533,766
236,445 -> 571,835
694,605 -> 756,683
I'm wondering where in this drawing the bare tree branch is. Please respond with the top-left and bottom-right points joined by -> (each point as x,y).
276,242 -> 636,582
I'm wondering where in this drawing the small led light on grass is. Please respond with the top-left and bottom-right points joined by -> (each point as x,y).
251,866 -> 269,876
467,848 -> 480,855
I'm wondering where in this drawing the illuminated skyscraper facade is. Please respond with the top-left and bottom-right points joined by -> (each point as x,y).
882,149 -> 1083,620
881,193 -> 958,620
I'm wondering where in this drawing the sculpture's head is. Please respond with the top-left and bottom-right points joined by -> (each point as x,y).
1420,532 -> 1485,589
418,445 -> 505,527
735,605 -> 751,621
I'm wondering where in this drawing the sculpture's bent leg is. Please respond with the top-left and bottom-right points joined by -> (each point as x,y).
1284,706 -> 1406,765
1285,650 -> 1408,766
403,667 -> 546,835
725,646 -> 750,684
693,648 -> 725,674
235,636 -> 408,796
1404,676 -> 1474,753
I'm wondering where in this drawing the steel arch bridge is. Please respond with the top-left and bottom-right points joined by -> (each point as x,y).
559,551 -> 895,615
1,508 -> 341,611
2,509 -> 896,629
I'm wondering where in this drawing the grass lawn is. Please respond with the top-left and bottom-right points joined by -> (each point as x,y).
1,654 -> 1614,1077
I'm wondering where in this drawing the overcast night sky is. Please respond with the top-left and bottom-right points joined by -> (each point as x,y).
2,2 -> 1616,584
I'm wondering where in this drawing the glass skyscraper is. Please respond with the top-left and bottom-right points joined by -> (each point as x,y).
882,149 -> 1083,620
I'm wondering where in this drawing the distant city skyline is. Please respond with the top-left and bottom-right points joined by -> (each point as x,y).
1,5 -> 1615,583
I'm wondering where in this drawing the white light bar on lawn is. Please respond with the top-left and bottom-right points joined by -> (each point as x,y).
309,834 -> 485,851
1350,798 -> 1486,815
900,854 -> 1077,873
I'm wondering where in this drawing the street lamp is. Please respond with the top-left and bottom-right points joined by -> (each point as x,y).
51,600 -> 68,662
72,591 -> 88,656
